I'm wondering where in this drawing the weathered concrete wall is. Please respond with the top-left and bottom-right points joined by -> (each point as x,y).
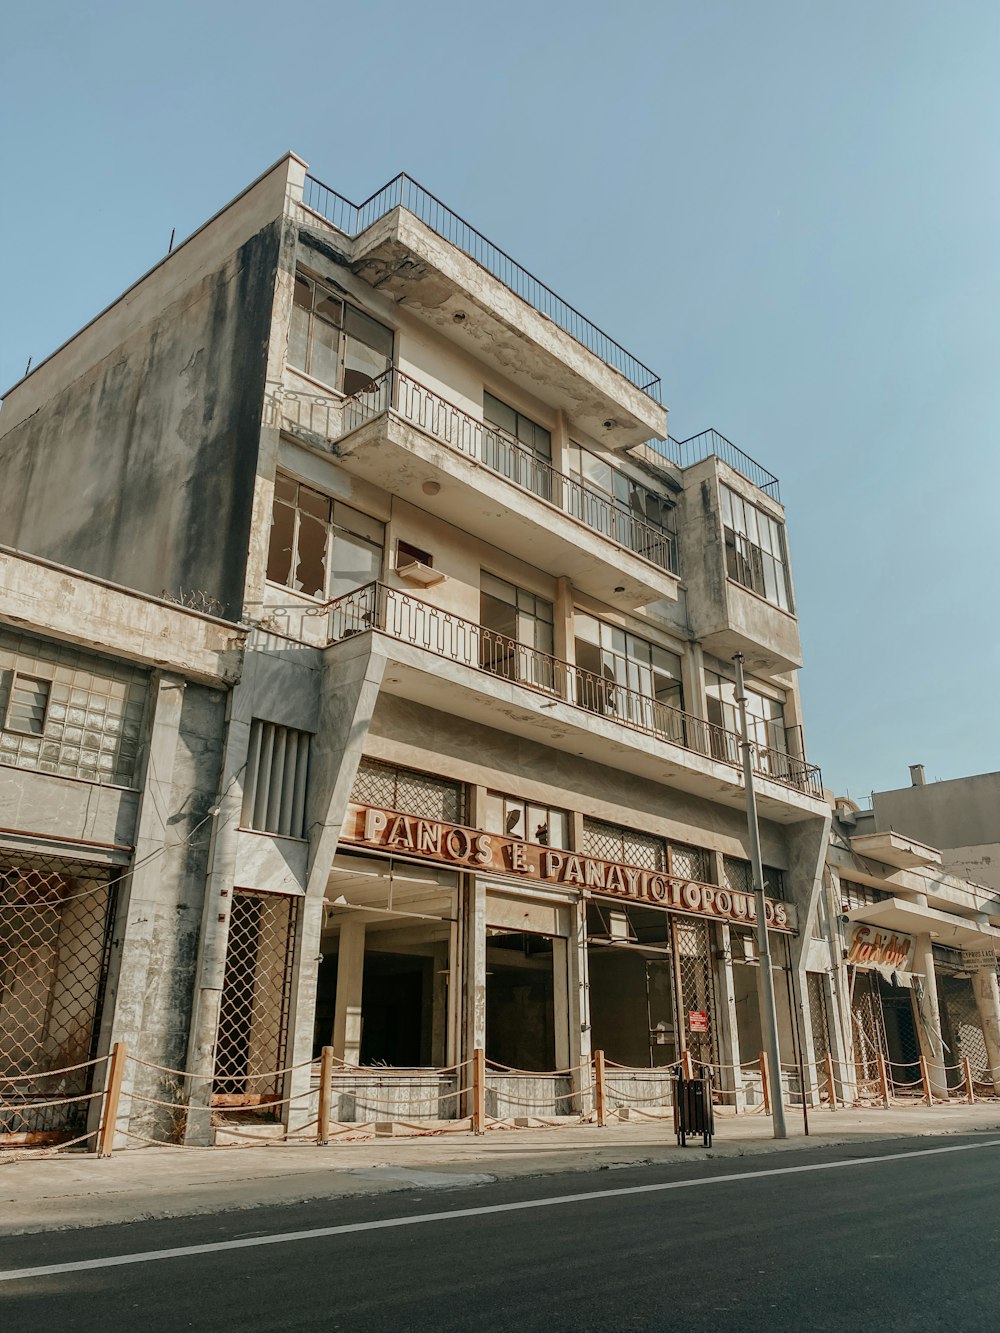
874,774 -> 1000,892
0,223 -> 281,620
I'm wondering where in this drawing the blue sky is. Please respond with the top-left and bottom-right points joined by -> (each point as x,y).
2,1 -> 998,798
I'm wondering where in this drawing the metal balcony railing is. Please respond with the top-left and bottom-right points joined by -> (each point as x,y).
300,172 -> 662,403
269,369 -> 678,575
326,582 -> 824,797
651,429 -> 781,501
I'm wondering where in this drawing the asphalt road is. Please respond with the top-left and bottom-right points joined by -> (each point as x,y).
2,1134 -> 999,1332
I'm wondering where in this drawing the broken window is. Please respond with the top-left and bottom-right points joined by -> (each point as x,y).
266,473 -> 384,602
720,484 -> 792,611
288,271 -> 393,394
482,791 -> 569,849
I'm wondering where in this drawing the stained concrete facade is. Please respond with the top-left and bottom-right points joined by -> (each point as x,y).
1,154 -> 840,1146
827,796 -> 1000,1102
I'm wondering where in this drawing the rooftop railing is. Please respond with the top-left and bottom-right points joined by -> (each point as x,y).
648,429 -> 781,501
326,581 -> 823,797
269,369 -> 678,576
301,172 -> 662,404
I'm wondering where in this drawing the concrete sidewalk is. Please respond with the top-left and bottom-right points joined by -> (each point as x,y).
3,1103 -> 1000,1236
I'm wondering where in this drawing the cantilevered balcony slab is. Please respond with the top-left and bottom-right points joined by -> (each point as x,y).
339,207 -> 666,449
336,413 -> 681,612
322,584 -> 827,826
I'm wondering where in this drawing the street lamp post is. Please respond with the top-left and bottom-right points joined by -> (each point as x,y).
732,651 -> 787,1139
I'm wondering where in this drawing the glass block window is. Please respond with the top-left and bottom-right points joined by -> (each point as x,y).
582,818 -> 666,871
0,629 -> 147,786
668,842 -> 710,883
351,757 -> 465,824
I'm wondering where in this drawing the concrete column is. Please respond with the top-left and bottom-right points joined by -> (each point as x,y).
332,919 -> 366,1065
971,966 -> 1000,1094
714,923 -> 746,1111
105,672 -> 186,1148
567,897 -> 593,1114
551,409 -> 572,479
553,576 -> 575,701
913,933 -> 949,1098
463,877 -> 486,1115
682,641 -> 707,722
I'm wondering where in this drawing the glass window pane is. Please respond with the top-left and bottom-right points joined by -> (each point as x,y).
343,335 -> 389,396
288,302 -> 310,372
266,501 -> 295,587
310,317 -> 340,386
344,305 -> 393,358
548,808 -> 569,850
333,501 -> 384,547
293,275 -> 312,310
315,293 -> 343,327
481,572 -> 516,606
295,513 -> 327,598
330,530 -> 380,598
484,393 -> 517,436
574,613 -> 600,646
274,474 -> 297,503
298,485 -> 331,521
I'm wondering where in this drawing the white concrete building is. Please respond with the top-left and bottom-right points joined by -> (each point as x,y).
0,154 -> 838,1145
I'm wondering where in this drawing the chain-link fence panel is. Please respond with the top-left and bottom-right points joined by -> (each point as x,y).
1,851 -> 118,1138
938,975 -> 988,1085
851,971 -> 888,1088
674,917 -> 718,1067
213,890 -> 298,1111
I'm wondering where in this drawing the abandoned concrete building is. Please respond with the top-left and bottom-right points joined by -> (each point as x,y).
1,153 -> 847,1146
827,777 -> 1000,1102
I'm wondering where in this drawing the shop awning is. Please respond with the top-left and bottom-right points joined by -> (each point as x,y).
846,898 -> 1000,952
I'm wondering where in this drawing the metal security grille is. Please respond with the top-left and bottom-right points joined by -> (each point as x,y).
582,818 -> 666,870
352,757 -> 465,824
851,971 -> 888,1087
938,975 -> 988,1083
807,973 -> 831,1062
674,918 -> 718,1067
722,856 -> 752,895
668,843 -> 709,882
213,891 -> 298,1108
1,852 -> 117,1137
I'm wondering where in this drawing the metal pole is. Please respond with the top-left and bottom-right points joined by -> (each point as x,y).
733,652 -> 787,1139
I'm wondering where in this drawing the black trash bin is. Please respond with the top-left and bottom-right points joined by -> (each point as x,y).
674,1068 -> 714,1147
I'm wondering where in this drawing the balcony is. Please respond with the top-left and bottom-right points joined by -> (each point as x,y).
298,172 -> 665,445
267,370 -> 680,611
323,582 -> 824,818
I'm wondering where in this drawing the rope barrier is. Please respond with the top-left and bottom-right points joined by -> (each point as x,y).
0,1089 -> 104,1112
1,1055 -> 110,1084
485,1059 -> 587,1076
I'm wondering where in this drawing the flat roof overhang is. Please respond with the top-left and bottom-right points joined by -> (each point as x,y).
850,831 -> 941,870
847,899 -> 1000,952
341,208 -> 667,449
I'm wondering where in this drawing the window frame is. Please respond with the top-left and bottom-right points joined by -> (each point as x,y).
720,483 -> 793,612
3,672 -> 52,737
288,271 -> 394,396
266,473 -> 385,603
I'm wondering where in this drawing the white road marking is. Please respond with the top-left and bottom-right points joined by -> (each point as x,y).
2,1138 -> 997,1284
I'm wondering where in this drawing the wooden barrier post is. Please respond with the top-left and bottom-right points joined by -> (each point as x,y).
317,1046 -> 334,1145
98,1042 -> 127,1158
963,1057 -> 975,1104
877,1053 -> 891,1108
919,1055 -> 933,1105
682,1049 -> 695,1081
825,1052 -> 837,1110
759,1051 -> 770,1114
473,1047 -> 486,1135
594,1049 -> 607,1128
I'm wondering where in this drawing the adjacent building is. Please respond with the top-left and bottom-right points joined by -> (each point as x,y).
1,154 -> 838,1145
